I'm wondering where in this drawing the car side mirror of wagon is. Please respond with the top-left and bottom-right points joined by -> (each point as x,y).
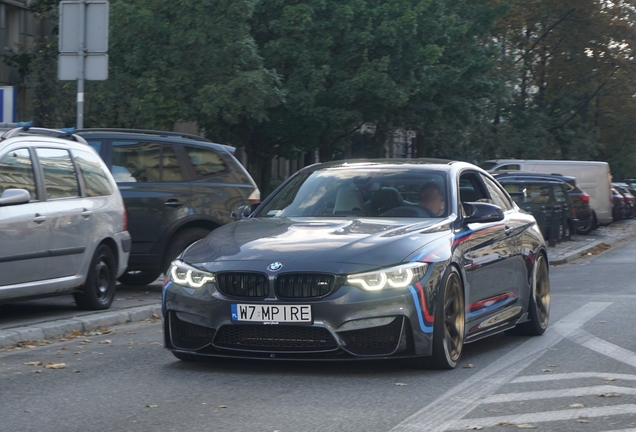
0,188 -> 31,206
463,202 -> 505,224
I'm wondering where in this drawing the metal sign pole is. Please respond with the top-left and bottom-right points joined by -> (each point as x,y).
77,0 -> 85,129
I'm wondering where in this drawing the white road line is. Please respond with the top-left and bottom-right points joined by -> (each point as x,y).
481,385 -> 636,403
512,372 -> 636,383
601,429 -> 636,432
389,302 -> 612,432
565,328 -> 636,368
449,404 -> 636,430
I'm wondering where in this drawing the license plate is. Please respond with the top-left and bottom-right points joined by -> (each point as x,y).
231,304 -> 312,323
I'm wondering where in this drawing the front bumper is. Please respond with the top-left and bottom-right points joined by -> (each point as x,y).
163,279 -> 438,360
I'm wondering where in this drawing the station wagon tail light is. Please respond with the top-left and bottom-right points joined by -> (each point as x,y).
248,189 -> 261,203
169,260 -> 215,288
123,208 -> 128,231
347,263 -> 428,291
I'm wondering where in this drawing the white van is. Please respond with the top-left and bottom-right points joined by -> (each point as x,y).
481,159 -> 613,225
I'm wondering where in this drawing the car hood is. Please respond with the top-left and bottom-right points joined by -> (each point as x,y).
182,217 -> 451,272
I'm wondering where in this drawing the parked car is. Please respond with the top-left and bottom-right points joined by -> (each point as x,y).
612,183 -> 636,219
75,129 -> 260,286
496,177 -> 576,241
0,126 -> 131,309
481,159 -> 613,226
610,187 -> 627,220
493,171 -> 593,234
163,159 -> 550,369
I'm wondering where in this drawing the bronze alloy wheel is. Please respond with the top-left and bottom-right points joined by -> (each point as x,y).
416,266 -> 465,369
443,271 -> 465,363
533,254 -> 551,331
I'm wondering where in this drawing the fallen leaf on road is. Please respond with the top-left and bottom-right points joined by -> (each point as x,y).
145,405 -> 158,408
73,370 -> 82,373
570,403 -> 585,408
32,370 -> 42,374
516,424 -> 537,429
44,363 -> 66,369
577,419 -> 590,423
125,332 -> 136,335
463,364 -> 474,368
218,405 -> 227,409
496,421 -> 516,426
466,426 -> 483,430
603,377 -> 616,382
540,368 -> 553,373
598,393 -> 621,397
486,409 -> 500,413
395,383 -> 408,386
99,340 -> 112,344
23,361 -> 43,366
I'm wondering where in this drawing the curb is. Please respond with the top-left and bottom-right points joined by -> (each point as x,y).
0,304 -> 162,350
548,239 -> 607,265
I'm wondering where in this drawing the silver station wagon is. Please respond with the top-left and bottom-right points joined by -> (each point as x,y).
0,126 -> 131,310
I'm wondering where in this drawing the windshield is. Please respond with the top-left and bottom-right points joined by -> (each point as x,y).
256,166 -> 448,218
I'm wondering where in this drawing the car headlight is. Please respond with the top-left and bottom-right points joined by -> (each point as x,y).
169,260 -> 215,288
347,263 -> 428,291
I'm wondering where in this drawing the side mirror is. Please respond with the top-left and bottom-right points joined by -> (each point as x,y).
463,202 -> 504,224
0,188 -> 31,206
231,202 -> 260,220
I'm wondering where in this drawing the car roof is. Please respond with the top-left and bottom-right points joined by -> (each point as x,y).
75,128 -> 237,154
493,171 -> 575,182
0,126 -> 89,147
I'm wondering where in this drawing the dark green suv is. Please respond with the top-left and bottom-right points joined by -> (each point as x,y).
76,129 -> 260,286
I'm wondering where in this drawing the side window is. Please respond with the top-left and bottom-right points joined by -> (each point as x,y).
85,139 -> 103,155
112,141 -> 184,183
36,148 -> 80,199
184,146 -> 228,179
0,148 -> 37,199
482,175 -> 513,211
71,148 -> 113,197
553,185 -> 567,204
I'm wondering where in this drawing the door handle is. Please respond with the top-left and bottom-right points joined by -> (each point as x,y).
164,199 -> 184,208
33,214 -> 46,224
504,225 -> 514,236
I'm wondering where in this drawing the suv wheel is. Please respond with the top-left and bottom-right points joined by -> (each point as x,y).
118,270 -> 162,287
164,228 -> 211,271
74,244 -> 117,310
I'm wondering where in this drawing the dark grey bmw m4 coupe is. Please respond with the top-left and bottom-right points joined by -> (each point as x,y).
162,159 -> 550,369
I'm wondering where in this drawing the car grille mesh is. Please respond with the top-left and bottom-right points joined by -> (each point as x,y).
169,312 -> 215,350
216,272 -> 269,297
275,274 -> 335,298
214,325 -> 338,351
339,317 -> 404,356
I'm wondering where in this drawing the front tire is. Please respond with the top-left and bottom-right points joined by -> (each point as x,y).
415,266 -> 465,369
74,244 -> 117,310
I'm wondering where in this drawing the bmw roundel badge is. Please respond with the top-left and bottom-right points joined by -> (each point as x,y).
268,262 -> 283,272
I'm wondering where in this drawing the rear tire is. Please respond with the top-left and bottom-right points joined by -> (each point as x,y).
577,218 -> 593,235
74,245 -> 117,310
510,253 -> 550,336
414,267 -> 465,369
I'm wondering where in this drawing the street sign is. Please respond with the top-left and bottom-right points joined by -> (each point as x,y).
58,0 -> 109,128
58,54 -> 108,80
59,1 -> 109,53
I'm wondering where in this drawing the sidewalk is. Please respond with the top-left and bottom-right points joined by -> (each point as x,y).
2,219 -> 636,350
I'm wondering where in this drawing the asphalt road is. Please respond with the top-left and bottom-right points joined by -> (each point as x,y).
1,232 -> 636,431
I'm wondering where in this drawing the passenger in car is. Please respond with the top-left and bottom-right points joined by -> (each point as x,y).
419,182 -> 446,216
